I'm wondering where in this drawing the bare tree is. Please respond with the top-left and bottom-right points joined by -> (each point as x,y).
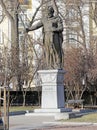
0,0 -> 21,90
61,0 -> 90,101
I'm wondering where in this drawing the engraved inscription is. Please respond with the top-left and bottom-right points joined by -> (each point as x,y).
42,86 -> 56,91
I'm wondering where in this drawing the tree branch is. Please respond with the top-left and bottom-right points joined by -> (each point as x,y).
52,0 -> 59,15
0,0 -> 14,22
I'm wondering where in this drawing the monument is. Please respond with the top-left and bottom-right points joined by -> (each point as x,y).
25,2 -> 92,120
26,5 -> 71,118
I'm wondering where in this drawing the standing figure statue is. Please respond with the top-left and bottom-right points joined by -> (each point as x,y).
26,6 -> 63,69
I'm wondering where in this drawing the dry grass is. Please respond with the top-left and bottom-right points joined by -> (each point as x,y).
1,106 -> 40,112
65,112 -> 97,123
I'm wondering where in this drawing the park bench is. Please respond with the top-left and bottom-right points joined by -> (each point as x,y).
66,99 -> 84,109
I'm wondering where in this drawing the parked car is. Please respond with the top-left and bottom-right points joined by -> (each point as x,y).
0,110 -> 4,130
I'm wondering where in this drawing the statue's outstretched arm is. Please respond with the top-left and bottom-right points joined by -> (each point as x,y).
26,21 -> 43,32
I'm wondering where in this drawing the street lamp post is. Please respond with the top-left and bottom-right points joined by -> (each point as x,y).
82,78 -> 85,86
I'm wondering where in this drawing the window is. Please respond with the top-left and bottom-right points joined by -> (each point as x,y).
0,29 -> 3,44
67,30 -> 78,47
0,6 -> 3,21
18,12 -> 28,27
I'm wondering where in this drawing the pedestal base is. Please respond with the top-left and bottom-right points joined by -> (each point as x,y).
25,109 -> 74,120
38,69 -> 65,109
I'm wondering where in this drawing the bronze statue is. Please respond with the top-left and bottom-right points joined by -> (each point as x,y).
26,6 -> 63,69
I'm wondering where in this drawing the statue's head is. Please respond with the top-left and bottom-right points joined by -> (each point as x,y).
47,6 -> 54,13
47,6 -> 54,17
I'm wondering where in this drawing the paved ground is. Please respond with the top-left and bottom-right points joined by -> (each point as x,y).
8,115 -> 97,130
9,115 -> 55,130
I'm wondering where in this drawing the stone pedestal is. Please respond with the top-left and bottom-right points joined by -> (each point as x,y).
34,69 -> 67,113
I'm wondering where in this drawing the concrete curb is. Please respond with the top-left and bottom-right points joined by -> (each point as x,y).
9,111 -> 26,116
43,121 -> 97,126
2,110 -> 33,116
